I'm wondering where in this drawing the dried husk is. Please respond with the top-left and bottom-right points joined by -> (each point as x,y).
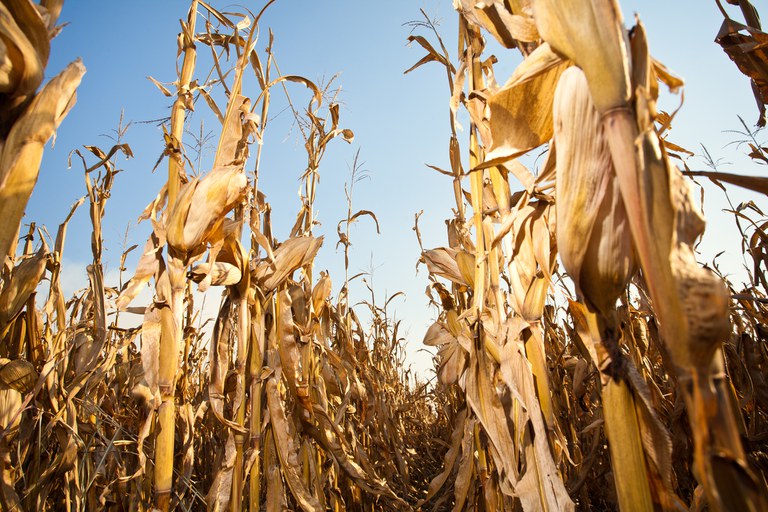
252,236 -> 323,292
165,165 -> 247,254
0,59 -> 84,260
311,271 -> 332,317
0,0 -> 48,110
669,160 -> 731,367
487,57 -> 567,162
188,261 -> 242,287
533,0 -> 630,114
0,358 -> 36,432
454,0 -> 539,47
554,66 -> 635,315
0,244 -> 48,324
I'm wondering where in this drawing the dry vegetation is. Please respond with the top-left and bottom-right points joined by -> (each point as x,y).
1,0 -> 768,510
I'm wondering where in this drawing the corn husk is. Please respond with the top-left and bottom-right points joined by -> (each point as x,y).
0,60 -> 84,259
533,0 -> 630,114
165,165 -> 247,254
554,66 -> 635,314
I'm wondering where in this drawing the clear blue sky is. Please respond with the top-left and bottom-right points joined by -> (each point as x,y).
29,1 -> 767,376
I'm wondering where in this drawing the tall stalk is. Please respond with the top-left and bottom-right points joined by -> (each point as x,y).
154,3 -> 198,509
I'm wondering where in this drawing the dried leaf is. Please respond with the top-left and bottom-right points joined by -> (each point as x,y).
486,57 -> 567,162
0,59 -> 84,259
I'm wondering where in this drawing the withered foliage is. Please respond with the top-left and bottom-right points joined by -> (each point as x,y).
716,0 -> 768,126
414,0 -> 768,510
1,1 -> 768,511
0,2 -> 429,511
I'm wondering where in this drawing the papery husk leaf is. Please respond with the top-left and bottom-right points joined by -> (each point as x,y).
487,58 -> 567,162
455,250 -> 476,288
497,41 -> 564,90
507,204 -> 549,321
138,305 -> 162,398
423,321 -> 455,347
578,175 -> 635,315
208,296 -> 247,433
214,94 -> 247,167
0,59 -> 84,260
264,428 -> 286,511
253,236 -> 323,292
533,0 -> 630,114
205,431 -> 237,511
524,328 -> 554,428
521,275 -> 550,322
464,339 -> 520,490
669,165 -> 731,366
452,417 -> 475,512
311,271 -> 331,317
498,320 -> 575,512
438,340 -> 468,386
0,358 -> 36,394
0,244 -> 48,324
423,248 -> 470,286
0,1 -> 46,102
166,165 -> 247,254
178,403 -> 198,501
625,366 -> 682,509
116,232 -> 163,310
629,18 -> 656,103
553,65 -> 609,281
188,261 -> 242,287
0,388 -> 22,432
73,263 -> 107,374
629,125 -> 687,365
276,290 -> 301,394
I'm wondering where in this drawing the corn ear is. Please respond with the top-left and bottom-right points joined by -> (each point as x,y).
165,165 -> 247,255
554,66 -> 635,315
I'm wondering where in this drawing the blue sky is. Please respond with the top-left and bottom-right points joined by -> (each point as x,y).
30,1 -> 768,376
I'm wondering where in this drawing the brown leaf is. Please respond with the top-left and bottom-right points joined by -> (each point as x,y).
264,380 -> 326,512
716,16 -> 768,125
486,57 -> 567,162
416,409 -> 467,507
682,170 -> 768,197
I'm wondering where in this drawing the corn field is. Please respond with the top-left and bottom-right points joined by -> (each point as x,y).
1,0 -> 768,510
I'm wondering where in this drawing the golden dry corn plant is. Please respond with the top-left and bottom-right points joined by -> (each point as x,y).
0,1 -> 436,511
410,0 -> 768,510
2,0 -> 768,511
